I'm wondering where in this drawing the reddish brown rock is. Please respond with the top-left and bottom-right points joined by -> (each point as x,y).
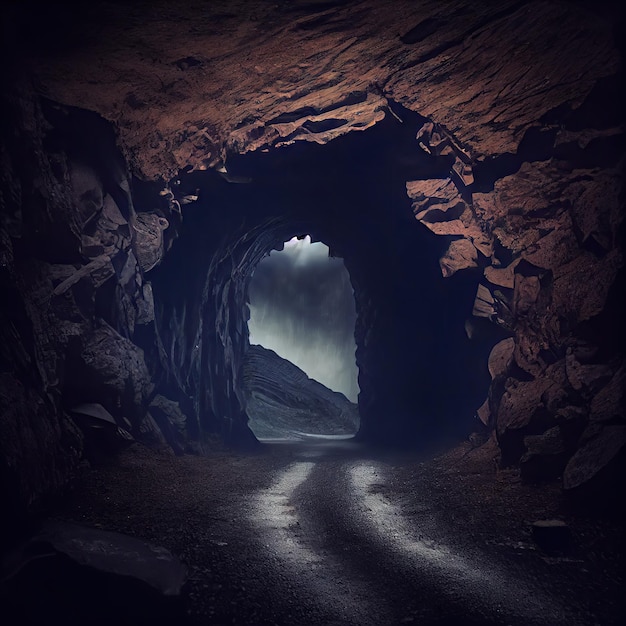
24,1 -> 617,181
552,250 -> 623,324
407,178 -> 491,257
496,361 -> 567,465
487,338 -> 515,380
439,239 -> 478,277
565,350 -> 613,396
563,425 -> 626,501
0,0 -> 623,520
483,260 -> 519,290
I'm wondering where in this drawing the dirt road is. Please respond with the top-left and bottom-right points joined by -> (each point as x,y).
53,436 -> 624,625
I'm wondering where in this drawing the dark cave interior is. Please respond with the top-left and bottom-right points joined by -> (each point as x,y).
137,106 -> 498,446
1,2 -> 625,623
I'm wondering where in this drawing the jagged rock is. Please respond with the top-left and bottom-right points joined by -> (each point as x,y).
472,284 -> 496,318
513,274 -> 541,315
139,412 -> 169,447
565,350 -> 612,395
136,282 -> 155,325
81,193 -> 131,259
589,364 -> 625,423
488,338 -> 515,379
471,283 -> 513,329
521,225 -> 580,273
243,345 -> 359,439
561,160 -> 624,253
52,254 -> 115,296
520,426 -> 567,483
68,323 -> 153,426
483,260 -> 519,290
563,425 -> 626,506
439,238 -> 478,277
70,403 -> 117,427
552,249 -> 622,324
496,362 -> 567,465
476,397 -> 490,427
133,213 -> 169,273
1,519 -> 187,625
406,178 -> 491,257
69,403 -> 134,460
69,162 -> 104,228
415,121 -> 474,187
148,395 -> 187,455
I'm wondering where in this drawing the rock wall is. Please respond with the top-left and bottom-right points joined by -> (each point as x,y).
1,0 -> 624,522
0,86 -> 190,534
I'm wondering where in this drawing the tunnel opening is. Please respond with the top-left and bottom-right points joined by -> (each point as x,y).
244,234 -> 360,440
145,105 -> 494,450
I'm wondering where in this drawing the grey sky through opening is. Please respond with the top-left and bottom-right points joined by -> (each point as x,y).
247,236 -> 359,402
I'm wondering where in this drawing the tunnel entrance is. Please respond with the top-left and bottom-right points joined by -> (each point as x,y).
148,104 -> 493,448
244,235 -> 360,440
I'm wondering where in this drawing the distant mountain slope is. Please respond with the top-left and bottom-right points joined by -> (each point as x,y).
243,345 -> 359,439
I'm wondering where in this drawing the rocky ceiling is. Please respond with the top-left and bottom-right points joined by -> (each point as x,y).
1,0 -> 625,533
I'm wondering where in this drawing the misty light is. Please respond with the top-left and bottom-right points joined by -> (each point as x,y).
247,235 -> 359,402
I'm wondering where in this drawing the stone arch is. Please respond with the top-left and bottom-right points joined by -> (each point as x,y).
147,112 -> 492,447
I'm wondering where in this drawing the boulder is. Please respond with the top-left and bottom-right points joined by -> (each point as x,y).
407,177 -> 491,256
520,427 -> 567,483
563,425 -> 626,508
589,365 -> 625,423
483,259 -> 519,290
133,213 -> 169,273
488,338 -> 515,379
139,412 -> 169,448
496,364 -> 565,465
552,249 -> 622,324
531,520 -> 571,554
81,192 -> 130,259
439,238 -> 478,277
148,395 -> 188,455
1,519 -> 188,625
565,350 -> 612,396
69,403 -> 134,461
68,322 -> 153,426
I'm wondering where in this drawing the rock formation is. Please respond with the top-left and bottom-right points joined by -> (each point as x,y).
1,519 -> 187,624
243,345 -> 359,439
1,0 -> 624,530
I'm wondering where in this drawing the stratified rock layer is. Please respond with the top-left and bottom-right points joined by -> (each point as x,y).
243,345 -> 359,439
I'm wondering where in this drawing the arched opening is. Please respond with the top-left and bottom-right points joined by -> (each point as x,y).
245,235 -> 359,440
147,105 -> 493,449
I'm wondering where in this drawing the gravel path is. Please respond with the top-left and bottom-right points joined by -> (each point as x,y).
54,437 -> 624,625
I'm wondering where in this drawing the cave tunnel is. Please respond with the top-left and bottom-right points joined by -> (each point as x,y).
139,107 -> 494,448
1,2 -> 625,623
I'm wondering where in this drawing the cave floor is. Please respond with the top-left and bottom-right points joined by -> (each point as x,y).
50,436 -> 624,626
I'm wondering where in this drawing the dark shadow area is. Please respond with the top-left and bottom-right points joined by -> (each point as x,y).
146,104 -> 498,450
